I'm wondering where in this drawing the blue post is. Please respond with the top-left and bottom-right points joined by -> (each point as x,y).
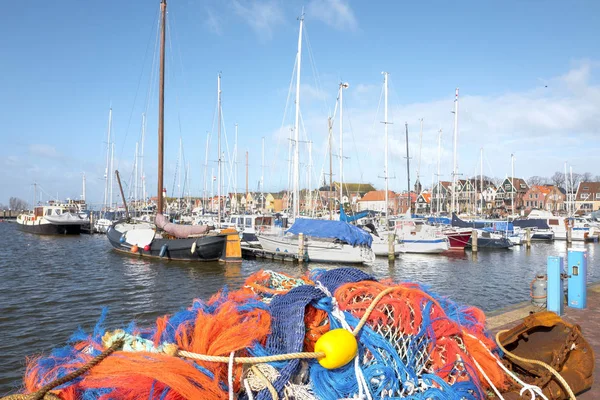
547,256 -> 564,315
567,249 -> 587,309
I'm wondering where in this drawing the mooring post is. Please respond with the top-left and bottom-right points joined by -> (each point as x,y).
547,256 -> 564,316
298,233 -> 305,264
526,228 -> 531,248
388,232 -> 395,261
567,223 -> 572,244
472,229 -> 478,252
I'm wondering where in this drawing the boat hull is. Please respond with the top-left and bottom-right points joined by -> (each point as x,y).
444,230 -> 472,250
16,221 -> 81,235
467,236 -> 513,249
257,234 -> 372,263
396,238 -> 449,254
107,223 -> 226,262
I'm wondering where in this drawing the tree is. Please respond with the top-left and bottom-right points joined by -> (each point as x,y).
551,172 -> 565,189
581,172 -> 593,182
595,175 -> 600,182
527,176 -> 547,186
9,197 -> 29,211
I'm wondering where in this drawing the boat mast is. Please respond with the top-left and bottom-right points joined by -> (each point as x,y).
82,173 -> 86,202
405,122 -> 411,215
157,0 -> 166,215
140,113 -> 146,204
217,73 -> 222,222
436,129 -> 442,216
203,132 -> 210,212
292,12 -> 304,218
134,142 -> 139,208
261,136 -> 265,211
564,161 -> 569,215
339,82 -> 349,207
178,137 -> 183,202
511,154 -> 515,216
383,72 -> 389,223
234,123 -> 238,212
110,142 -> 114,209
104,107 -> 112,211
451,88 -> 459,215
417,118 -> 423,189
328,117 -> 333,220
308,141 -> 312,215
479,148 -> 484,215
245,151 -> 249,202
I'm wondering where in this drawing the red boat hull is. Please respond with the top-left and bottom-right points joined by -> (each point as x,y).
444,230 -> 472,250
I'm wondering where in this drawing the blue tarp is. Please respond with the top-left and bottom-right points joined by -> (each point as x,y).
513,219 -> 550,229
286,218 -> 373,247
339,205 -> 371,223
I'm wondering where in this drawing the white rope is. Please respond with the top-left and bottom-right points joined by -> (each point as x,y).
471,356 -> 504,400
464,333 -> 548,400
314,282 -> 372,400
228,351 -> 235,400
243,378 -> 255,400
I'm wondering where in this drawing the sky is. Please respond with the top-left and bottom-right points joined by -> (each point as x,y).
1,0 -> 599,209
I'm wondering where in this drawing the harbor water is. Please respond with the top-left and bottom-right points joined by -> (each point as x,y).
0,222 -> 598,394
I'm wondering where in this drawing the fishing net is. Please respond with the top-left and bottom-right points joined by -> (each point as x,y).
17,268 -> 524,400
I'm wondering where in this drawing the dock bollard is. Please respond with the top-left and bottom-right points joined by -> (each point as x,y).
472,229 -> 478,252
567,225 -> 572,244
546,256 -> 564,316
388,233 -> 395,261
567,248 -> 587,309
298,233 -> 305,264
526,228 -> 531,248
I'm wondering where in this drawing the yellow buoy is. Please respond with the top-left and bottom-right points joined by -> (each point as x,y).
314,328 -> 357,369
131,245 -> 139,253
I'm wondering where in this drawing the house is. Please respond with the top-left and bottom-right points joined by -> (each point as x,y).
431,181 -> 452,214
456,179 -> 476,213
415,192 -> 431,214
357,191 -> 398,213
574,182 -> 600,212
479,185 -> 497,212
494,177 -> 529,213
523,185 -> 565,212
271,192 -> 289,213
397,192 -> 417,214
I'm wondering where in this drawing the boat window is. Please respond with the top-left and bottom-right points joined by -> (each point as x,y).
245,218 -> 252,227
548,219 -> 558,225
45,209 -> 52,216
55,209 -> 62,215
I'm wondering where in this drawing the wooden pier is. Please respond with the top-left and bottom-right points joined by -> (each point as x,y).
241,245 -> 300,262
487,282 -> 600,399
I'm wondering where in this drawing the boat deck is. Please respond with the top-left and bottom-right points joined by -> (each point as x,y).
486,282 -> 600,399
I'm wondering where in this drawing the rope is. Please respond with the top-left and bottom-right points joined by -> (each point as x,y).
250,365 -> 279,400
495,330 -> 576,400
0,339 -> 124,400
179,287 -> 398,365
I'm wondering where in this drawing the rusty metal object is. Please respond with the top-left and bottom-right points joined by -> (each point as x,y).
498,311 -> 594,399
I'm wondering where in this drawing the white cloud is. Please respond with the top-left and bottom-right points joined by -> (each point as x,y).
271,61 -> 600,191
205,7 -> 222,35
29,144 -> 60,158
231,0 -> 285,41
306,0 -> 357,31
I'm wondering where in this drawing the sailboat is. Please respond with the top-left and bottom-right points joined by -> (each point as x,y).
256,13 -> 375,264
107,0 -> 229,262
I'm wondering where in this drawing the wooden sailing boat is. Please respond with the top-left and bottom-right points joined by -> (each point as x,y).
106,0 -> 230,261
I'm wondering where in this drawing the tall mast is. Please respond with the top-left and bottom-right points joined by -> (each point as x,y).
308,141 -> 312,215
217,73 -> 222,222
203,132 -> 210,211
436,129 -> 442,216
511,154 -> 515,215
110,142 -> 114,209
134,142 -> 139,206
417,118 -> 423,187
82,173 -> 86,202
210,167 -> 214,211
451,88 -> 459,214
339,82 -> 348,206
104,107 -> 112,211
245,151 -> 249,199
564,161 -> 569,215
328,117 -> 333,220
292,12 -> 304,218
383,72 -> 389,222
480,147 -> 483,215
140,113 -> 146,203
261,136 -> 265,211
405,122 -> 411,214
234,124 -> 238,212
178,137 -> 183,202
157,0 -> 166,214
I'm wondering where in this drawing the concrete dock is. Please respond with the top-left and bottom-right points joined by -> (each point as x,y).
486,283 -> 600,399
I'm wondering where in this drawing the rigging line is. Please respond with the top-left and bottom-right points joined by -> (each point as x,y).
343,97 -> 364,185
220,109 -> 234,196
167,9 -> 190,96
303,23 -> 331,116
116,3 -> 161,168
144,10 -> 162,119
